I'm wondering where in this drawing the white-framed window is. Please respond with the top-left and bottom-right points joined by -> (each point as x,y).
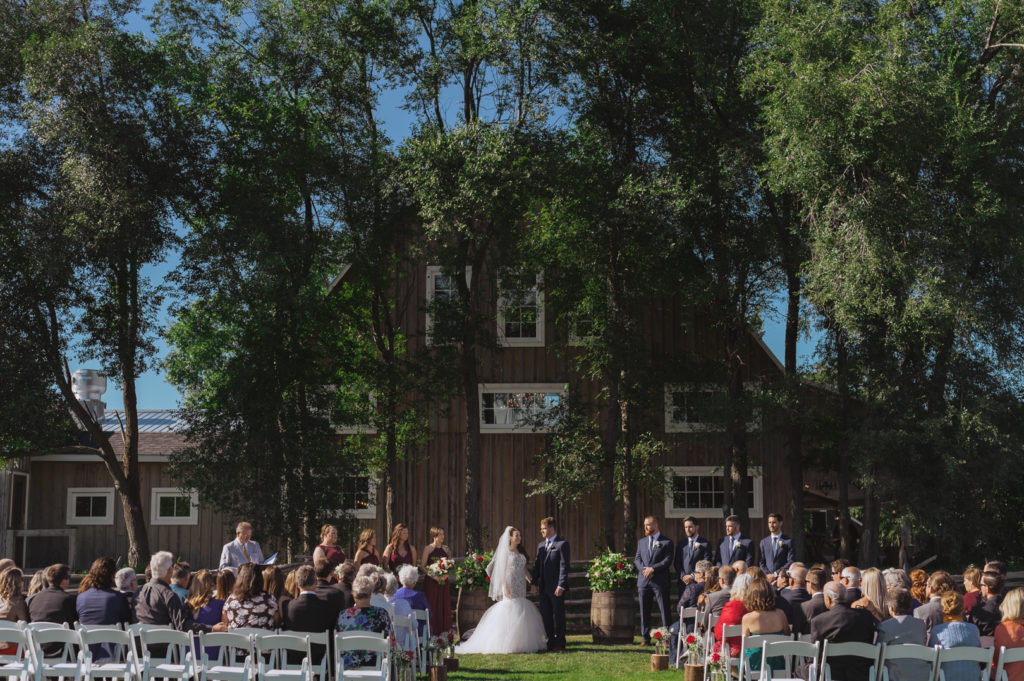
150,488 -> 199,526
340,476 -> 376,519
664,466 -> 764,518
664,383 -> 760,433
67,488 -> 115,525
479,383 -> 564,433
426,265 -> 472,345
328,385 -> 378,435
497,272 -> 544,347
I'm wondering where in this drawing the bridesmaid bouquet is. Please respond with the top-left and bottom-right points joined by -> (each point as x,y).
425,556 -> 455,579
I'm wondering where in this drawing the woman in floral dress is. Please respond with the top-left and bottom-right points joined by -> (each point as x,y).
337,574 -> 394,669
221,563 -> 277,630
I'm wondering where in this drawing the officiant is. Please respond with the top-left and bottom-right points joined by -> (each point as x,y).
219,521 -> 265,570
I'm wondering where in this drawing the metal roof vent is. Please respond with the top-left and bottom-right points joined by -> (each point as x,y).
72,369 -> 107,422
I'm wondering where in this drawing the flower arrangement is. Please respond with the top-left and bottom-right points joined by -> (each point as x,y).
651,627 -> 670,656
440,629 -> 456,658
424,634 -> 448,666
454,551 -> 492,589
425,556 -> 455,579
587,551 -> 637,592
706,650 -> 726,680
684,632 -> 704,664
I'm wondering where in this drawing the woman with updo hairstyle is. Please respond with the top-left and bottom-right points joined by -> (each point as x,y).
0,567 -> 28,654
221,563 -> 276,630
354,529 -> 380,567
909,569 -> 928,607
313,524 -> 347,568
419,526 -> 452,636
382,523 -> 418,574
337,574 -> 394,669
740,577 -> 789,673
930,592 -> 981,681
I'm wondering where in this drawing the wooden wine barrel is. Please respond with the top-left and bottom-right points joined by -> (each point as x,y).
590,590 -> 636,643
456,587 -> 490,638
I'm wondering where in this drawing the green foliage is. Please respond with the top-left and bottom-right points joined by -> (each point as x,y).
454,550 -> 492,590
587,551 -> 637,593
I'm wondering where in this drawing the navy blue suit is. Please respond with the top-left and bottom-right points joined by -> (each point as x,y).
635,533 -> 673,641
532,535 -> 570,649
77,588 -> 131,661
716,534 -> 753,566
758,534 -> 795,575
674,534 -> 712,597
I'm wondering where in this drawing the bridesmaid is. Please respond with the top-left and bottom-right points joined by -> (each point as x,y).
419,526 -> 453,636
382,524 -> 418,574
313,524 -> 347,569
353,529 -> 381,566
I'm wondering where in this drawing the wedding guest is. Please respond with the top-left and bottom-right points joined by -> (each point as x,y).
0,560 -> 13,574
354,529 -> 381,567
969,571 -> 1005,637
876,588 -> 928,681
931,592 -> 981,681
28,563 -> 77,626
335,561 -> 355,607
883,568 -> 913,597
337,574 -> 394,670
368,568 -> 394,615
915,570 -> 956,640
741,577 -> 790,674
312,524 -> 347,569
994,588 -> 1024,681
222,563 -> 276,630
216,570 -> 235,600
283,566 -> 333,665
382,524 -> 418,574
841,566 -> 863,601
283,571 -> 298,599
852,567 -> 887,620
801,568 -> 829,627
263,566 -> 285,600
186,570 -> 223,659
382,572 -> 413,647
27,571 -> 46,597
136,552 -> 212,633
696,565 -> 720,614
219,522 -> 264,570
682,560 -> 712,611
809,582 -> 876,680
0,567 -> 28,655
714,573 -> 752,653
910,569 -> 928,606
420,526 -> 453,636
705,566 -> 735,620
962,567 -> 982,615
315,558 -> 350,617
170,563 -> 191,602
395,565 -> 429,636
77,557 -> 131,660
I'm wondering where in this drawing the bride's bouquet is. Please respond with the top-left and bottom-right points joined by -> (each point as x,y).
425,555 -> 455,579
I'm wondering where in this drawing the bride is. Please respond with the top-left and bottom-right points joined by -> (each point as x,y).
454,526 -> 547,654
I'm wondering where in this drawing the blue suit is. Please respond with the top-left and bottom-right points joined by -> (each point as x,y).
674,534 -> 712,597
635,533 -> 673,641
758,534 -> 795,575
716,534 -> 753,566
532,535 -> 570,649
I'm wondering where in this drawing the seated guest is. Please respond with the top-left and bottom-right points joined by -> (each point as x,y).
335,562 -> 355,607
910,569 -> 928,607
77,557 -> 131,660
696,566 -> 720,616
0,567 -> 28,655
28,563 -> 77,625
810,582 -> 876,681
382,572 -> 413,646
883,568 -> 915,606
682,560 -> 712,611
852,567 -> 886,621
283,566 -> 334,664
994,588 -> 1024,681
932,592 -> 981,681
915,570 -> 957,641
220,522 -> 264,570
732,560 -> 748,574
963,567 -> 982,615
222,563 -> 276,630
187,570 -> 224,631
782,565 -> 811,608
136,551 -> 211,633
312,524 -> 347,569
279,571 -> 296,624
368,568 -> 394,615
741,576 -> 790,674
354,529 -> 381,567
315,558 -> 350,618
215,570 -> 235,600
170,563 -> 191,602
801,567 -> 829,627
747,566 -> 802,633
115,567 -> 138,621
27,571 -> 46,597
877,588 -> 928,681
969,571 -> 1005,637
714,573 -> 752,653
395,565 -> 430,637
337,574 -> 394,670
262,566 -> 285,626
705,566 -> 735,622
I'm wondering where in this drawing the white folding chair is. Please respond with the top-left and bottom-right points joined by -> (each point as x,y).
30,626 -> 84,681
334,632 -> 390,681
138,627 -> 197,681
255,633 -> 314,681
78,628 -> 139,681
410,610 -> 430,673
878,642 -> 938,681
196,632 -> 256,681
818,640 -> 880,681
675,607 -> 699,667
390,615 -> 417,679
721,624 -> 744,679
737,633 -> 792,681
75,623 -> 125,632
759,639 -> 820,681
27,622 -> 71,632
0,627 -> 36,681
935,646 -> 993,681
994,646 -> 1024,681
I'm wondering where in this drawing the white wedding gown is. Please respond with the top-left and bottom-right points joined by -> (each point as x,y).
454,552 -> 548,654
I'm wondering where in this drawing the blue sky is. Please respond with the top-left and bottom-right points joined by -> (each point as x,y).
102,4 -> 818,410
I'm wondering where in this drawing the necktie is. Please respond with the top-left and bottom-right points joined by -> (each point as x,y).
242,543 -> 251,561
689,539 -> 694,554
649,536 -> 654,554
730,537 -> 735,555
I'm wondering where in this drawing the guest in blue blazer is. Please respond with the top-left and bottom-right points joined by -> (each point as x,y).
76,557 -> 131,661
758,513 -> 796,578
635,515 -> 674,645
716,514 -> 753,566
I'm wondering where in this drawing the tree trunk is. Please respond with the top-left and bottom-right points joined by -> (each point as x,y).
619,384 -> 635,555
784,270 -> 805,560
462,345 -> 482,552
858,485 -> 880,567
602,385 -> 618,550
725,318 -> 749,530
835,329 -> 853,561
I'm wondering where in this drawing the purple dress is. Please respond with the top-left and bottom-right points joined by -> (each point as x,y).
194,598 -> 225,659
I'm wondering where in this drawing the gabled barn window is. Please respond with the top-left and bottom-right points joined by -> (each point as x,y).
479,384 -> 564,433
426,266 -> 472,346
498,272 -> 544,347
67,488 -> 115,525
151,488 -> 199,526
664,466 -> 764,518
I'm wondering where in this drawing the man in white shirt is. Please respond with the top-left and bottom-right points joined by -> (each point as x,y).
219,521 -> 264,569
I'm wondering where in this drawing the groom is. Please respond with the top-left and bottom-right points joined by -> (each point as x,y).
531,516 -> 569,651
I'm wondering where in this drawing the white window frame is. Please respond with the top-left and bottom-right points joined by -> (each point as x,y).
329,387 -> 378,435
664,466 -> 764,519
339,476 -> 376,519
67,488 -> 115,526
150,487 -> 199,526
479,383 -> 565,433
664,383 -> 761,433
425,265 -> 472,346
497,271 -> 545,347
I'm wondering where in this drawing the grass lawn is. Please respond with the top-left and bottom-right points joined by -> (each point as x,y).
448,635 -> 680,680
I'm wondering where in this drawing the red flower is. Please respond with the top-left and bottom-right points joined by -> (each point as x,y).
653,631 -> 662,640
616,563 -> 623,569
685,635 -> 696,644
477,556 -> 484,562
711,653 -> 721,663
485,576 -> 490,583
405,651 -> 415,661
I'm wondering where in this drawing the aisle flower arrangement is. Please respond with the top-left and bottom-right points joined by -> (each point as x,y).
455,551 -> 492,589
587,551 -> 637,592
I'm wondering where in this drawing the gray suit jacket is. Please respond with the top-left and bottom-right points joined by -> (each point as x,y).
877,616 -> 929,681
913,596 -> 943,641
703,586 -> 732,624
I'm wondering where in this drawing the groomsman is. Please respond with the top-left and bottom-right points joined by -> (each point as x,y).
635,515 -> 674,645
674,516 -> 712,599
716,514 -> 752,566
532,517 -> 570,651
758,512 -> 795,578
